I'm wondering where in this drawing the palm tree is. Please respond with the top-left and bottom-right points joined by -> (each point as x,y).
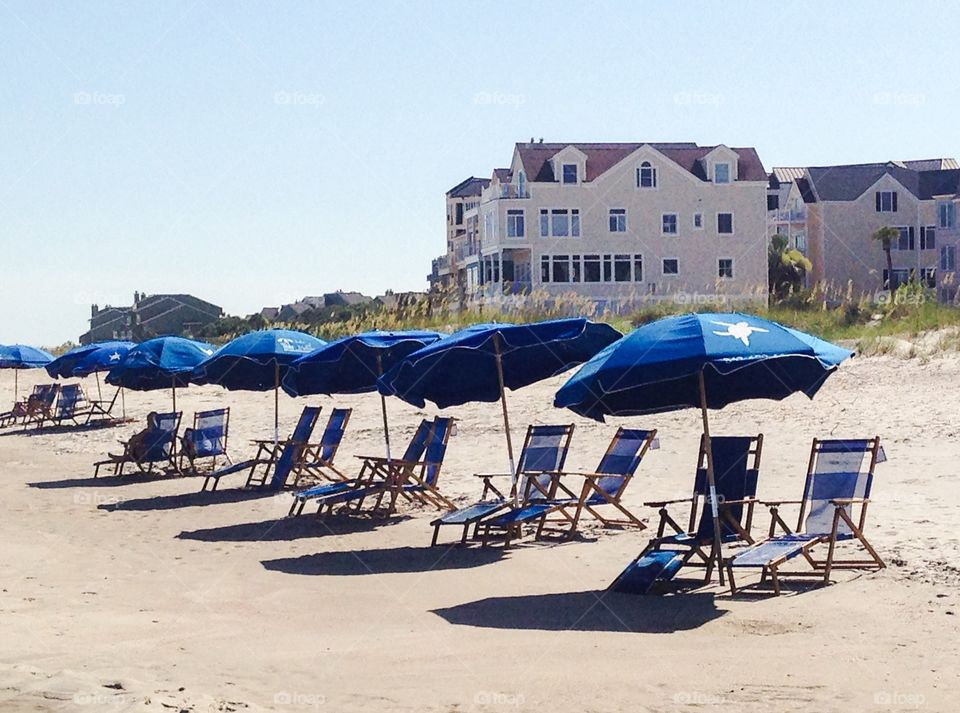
768,234 -> 812,297
872,226 -> 900,290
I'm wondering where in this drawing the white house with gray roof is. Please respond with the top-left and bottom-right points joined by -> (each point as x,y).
430,140 -> 770,309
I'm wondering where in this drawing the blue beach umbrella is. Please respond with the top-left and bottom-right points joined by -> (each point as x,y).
282,330 -> 443,459
0,344 -> 55,402
106,336 -> 216,411
379,319 -> 622,489
192,329 -> 325,441
554,312 -> 853,577
46,340 -> 137,416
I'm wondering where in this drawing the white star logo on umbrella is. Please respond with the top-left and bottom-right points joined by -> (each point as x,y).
109,352 -> 121,361
711,320 -> 768,346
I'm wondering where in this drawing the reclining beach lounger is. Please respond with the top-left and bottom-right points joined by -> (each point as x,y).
20,384 -> 60,429
291,408 -> 353,485
93,411 -> 183,477
725,437 -> 885,595
290,417 -> 455,517
199,405 -> 322,491
430,424 -> 575,546
478,427 -> 659,547
179,408 -> 231,474
0,384 -> 43,428
37,384 -> 95,429
611,434 -> 763,593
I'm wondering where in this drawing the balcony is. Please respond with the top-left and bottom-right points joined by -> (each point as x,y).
771,208 -> 806,223
432,254 -> 451,276
491,184 -> 530,200
453,241 -> 479,262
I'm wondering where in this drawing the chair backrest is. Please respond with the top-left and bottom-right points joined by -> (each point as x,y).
56,384 -> 85,418
318,408 -> 352,463
188,408 -> 229,458
421,417 -> 454,486
593,428 -> 658,497
270,407 -> 323,487
691,434 -> 763,541
401,419 -> 433,463
519,424 -> 575,501
142,411 -> 182,462
799,438 -> 883,536
290,406 -> 323,444
32,384 -> 59,409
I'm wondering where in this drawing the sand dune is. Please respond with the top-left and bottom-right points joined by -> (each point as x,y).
1,356 -> 958,712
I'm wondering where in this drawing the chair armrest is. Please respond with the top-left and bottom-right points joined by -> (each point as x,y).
760,499 -> 805,507
644,497 -> 693,508
554,471 -> 609,479
720,497 -> 758,506
830,497 -> 869,505
474,472 -> 514,479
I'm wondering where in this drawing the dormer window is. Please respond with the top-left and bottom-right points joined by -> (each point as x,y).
562,164 -> 578,185
637,162 -> 657,189
714,163 -> 731,184
517,171 -> 527,198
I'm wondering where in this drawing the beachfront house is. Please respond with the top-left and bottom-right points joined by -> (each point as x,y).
430,141 -> 770,311
81,292 -> 223,344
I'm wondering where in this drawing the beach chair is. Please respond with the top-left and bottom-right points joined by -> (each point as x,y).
179,408 -> 231,474
610,434 -> 763,593
93,411 -> 183,477
199,405 -> 322,492
37,384 -> 93,429
0,385 -> 39,428
290,417 -> 456,517
429,424 -> 575,546
477,428 -> 659,547
20,384 -> 60,429
725,437 -> 885,595
292,408 -> 353,486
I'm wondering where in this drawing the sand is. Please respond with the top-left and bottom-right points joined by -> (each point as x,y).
0,355 -> 958,712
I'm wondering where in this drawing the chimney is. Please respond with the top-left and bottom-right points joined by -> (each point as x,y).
134,291 -> 140,305
538,137 -> 543,144
91,303 -> 99,317
529,137 -> 535,145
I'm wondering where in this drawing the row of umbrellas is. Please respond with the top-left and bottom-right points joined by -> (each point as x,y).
3,314 -> 852,575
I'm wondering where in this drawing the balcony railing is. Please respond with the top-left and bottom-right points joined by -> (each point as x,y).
771,208 -> 806,222
492,184 -> 530,200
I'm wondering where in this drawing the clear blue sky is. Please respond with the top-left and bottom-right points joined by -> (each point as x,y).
2,1 -> 956,345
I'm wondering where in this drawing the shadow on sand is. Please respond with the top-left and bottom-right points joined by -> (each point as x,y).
431,589 -> 723,633
98,488 -> 277,512
0,419 -> 131,438
27,473 -> 175,489
177,513 -> 405,542
262,544 -> 505,576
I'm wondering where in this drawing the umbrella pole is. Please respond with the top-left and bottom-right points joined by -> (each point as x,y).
95,372 -> 103,401
121,387 -> 126,420
698,369 -> 725,585
274,361 -> 280,445
172,379 -> 177,413
376,355 -> 392,461
494,336 -> 518,504
14,369 -> 18,403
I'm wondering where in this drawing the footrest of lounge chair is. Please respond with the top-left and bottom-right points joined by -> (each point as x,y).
610,550 -> 686,594
728,534 -> 819,568
485,502 -> 557,527
431,500 -> 507,527
296,481 -> 357,501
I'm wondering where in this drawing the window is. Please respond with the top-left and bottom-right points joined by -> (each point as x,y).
939,201 -> 956,228
714,162 -> 730,184
795,233 -> 807,252
693,213 -> 703,229
562,163 -> 578,185
636,161 -> 657,188
883,268 -> 911,289
718,258 -> 734,279
717,212 -> 734,234
633,255 -> 643,282
609,208 -> 627,232
920,226 -> 936,251
506,210 -> 525,238
583,254 -> 601,282
921,267 -> 936,288
481,255 -> 500,283
940,245 -> 956,271
767,194 -> 779,210
540,255 -> 550,282
552,255 -> 571,282
540,208 -> 580,237
602,254 -> 613,282
614,254 -> 631,282
517,171 -> 527,198
662,213 -> 678,235
876,191 -> 898,212
893,226 -> 915,251
662,258 -> 679,276
484,212 -> 496,240
455,203 -> 464,225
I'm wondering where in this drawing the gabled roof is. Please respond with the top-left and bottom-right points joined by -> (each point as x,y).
446,176 -> 490,198
902,158 -> 959,171
806,162 -> 920,202
492,168 -> 512,182
918,169 -> 960,199
797,177 -> 817,204
513,142 -> 767,183
772,167 -> 806,183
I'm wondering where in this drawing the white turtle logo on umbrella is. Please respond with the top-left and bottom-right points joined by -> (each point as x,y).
711,320 -> 769,347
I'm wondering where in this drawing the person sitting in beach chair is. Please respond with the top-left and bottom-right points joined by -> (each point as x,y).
93,411 -> 183,477
179,408 -> 231,474
0,385 -> 39,427
725,437 -> 885,596
198,405 -> 322,492
477,427 -> 659,548
429,423 -> 575,546
610,434 -> 763,594
290,408 -> 353,486
18,384 -> 60,429
289,416 -> 455,517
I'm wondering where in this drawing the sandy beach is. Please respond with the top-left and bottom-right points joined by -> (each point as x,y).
1,354 -> 958,712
